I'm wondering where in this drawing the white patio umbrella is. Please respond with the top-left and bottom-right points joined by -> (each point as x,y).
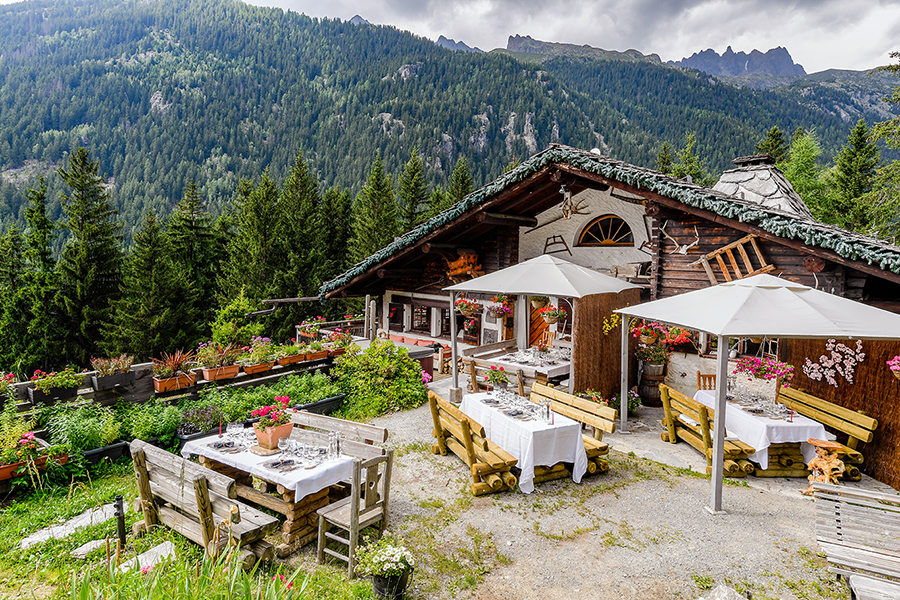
443,255 -> 641,392
616,273 -> 900,513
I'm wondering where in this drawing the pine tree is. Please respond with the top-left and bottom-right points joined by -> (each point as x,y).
828,119 -> 880,230
167,180 -> 221,328
655,142 -> 674,174
755,126 -> 788,164
782,129 -> 830,219
22,178 -> 62,373
0,227 -> 28,372
397,148 -> 429,233
106,211 -> 196,359
427,189 -> 449,218
315,186 -> 352,289
350,154 -> 398,263
56,148 -> 123,365
670,132 -> 716,186
446,156 -> 474,204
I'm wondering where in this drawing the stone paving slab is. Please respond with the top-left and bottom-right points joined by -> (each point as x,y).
119,541 -> 176,572
20,503 -> 116,549
71,539 -> 108,560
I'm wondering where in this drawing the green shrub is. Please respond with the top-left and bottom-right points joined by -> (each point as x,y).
331,340 -> 427,420
116,400 -> 182,447
49,404 -> 122,453
210,287 -> 264,347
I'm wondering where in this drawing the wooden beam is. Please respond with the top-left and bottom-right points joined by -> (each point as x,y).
421,244 -> 476,255
475,212 -> 538,227
376,269 -> 421,279
552,163 -> 900,286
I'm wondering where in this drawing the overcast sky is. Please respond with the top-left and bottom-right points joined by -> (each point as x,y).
247,0 -> 900,73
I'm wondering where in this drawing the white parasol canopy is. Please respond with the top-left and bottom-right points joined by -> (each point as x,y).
445,254 -> 641,297
615,273 -> 900,513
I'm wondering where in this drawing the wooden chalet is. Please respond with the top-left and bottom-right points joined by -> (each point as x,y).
320,145 -> 900,489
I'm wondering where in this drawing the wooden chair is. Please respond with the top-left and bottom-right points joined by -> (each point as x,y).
316,448 -> 394,578
696,372 -> 716,391
538,330 -> 556,347
462,356 -> 530,396
776,382 -> 878,481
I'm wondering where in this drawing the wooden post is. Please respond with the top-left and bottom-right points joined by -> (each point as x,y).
660,387 -> 677,445
449,291 -> 460,392
194,477 -> 215,553
132,450 -> 157,528
428,392 -> 448,455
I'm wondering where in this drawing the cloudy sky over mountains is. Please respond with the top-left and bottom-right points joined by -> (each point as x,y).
253,0 -> 900,73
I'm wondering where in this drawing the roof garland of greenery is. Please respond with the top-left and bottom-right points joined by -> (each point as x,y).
320,145 -> 900,298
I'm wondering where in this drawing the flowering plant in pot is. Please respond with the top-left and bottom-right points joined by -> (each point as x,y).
0,404 -> 68,483
734,357 -> 795,387
90,354 -> 135,390
196,342 -> 241,381
152,350 -> 197,393
491,293 -> 510,306
485,365 -> 508,390
239,336 -> 275,374
630,320 -> 667,345
486,303 -> 512,319
538,304 -> 566,324
306,339 -> 329,361
251,395 -> 293,449
0,373 -> 15,396
29,367 -> 85,402
323,328 -> 353,356
530,295 -> 549,309
298,315 -> 327,337
273,339 -> 307,365
578,388 -> 641,413
887,356 -> 900,380
455,297 -> 481,317
356,537 -> 415,600
635,343 -> 670,364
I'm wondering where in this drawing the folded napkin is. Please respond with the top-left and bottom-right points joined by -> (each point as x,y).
265,459 -> 294,469
209,441 -> 234,449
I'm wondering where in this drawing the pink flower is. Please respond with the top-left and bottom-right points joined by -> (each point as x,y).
140,565 -> 152,574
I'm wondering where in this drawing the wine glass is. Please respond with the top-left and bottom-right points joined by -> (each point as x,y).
277,437 -> 290,454
226,422 -> 242,441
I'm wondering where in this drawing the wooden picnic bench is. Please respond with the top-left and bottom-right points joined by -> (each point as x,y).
659,384 -> 756,477
428,391 -> 518,496
290,410 -> 389,445
776,383 -> 877,481
461,338 -> 518,360
130,439 -> 278,569
529,383 -> 615,477
813,482 -> 900,600
462,356 -> 530,396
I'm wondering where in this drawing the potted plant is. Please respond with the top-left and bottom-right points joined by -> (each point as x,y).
888,356 -> 900,380
323,329 -> 353,357
240,336 -> 275,375
530,295 -> 549,309
90,354 -> 135,391
356,537 -> 415,600
196,341 -> 241,381
175,404 -> 226,452
631,320 -> 666,345
486,303 -> 512,319
538,304 -> 566,325
485,365 -> 508,392
28,367 -> 86,403
0,404 -> 68,484
152,349 -> 197,393
274,339 -> 308,366
251,395 -> 294,449
48,403 -> 127,464
455,297 -> 481,317
305,340 -> 328,361
297,315 -> 327,340
578,388 -> 641,414
734,356 -> 796,387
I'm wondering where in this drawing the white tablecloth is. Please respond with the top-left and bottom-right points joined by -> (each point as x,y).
693,390 -> 828,469
461,393 -> 587,493
181,434 -> 354,499
488,355 -> 571,379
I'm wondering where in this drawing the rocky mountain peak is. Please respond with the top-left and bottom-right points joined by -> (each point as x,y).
671,46 -> 805,77
436,35 -> 483,53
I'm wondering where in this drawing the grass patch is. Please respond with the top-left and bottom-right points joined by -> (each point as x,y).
691,574 -> 715,590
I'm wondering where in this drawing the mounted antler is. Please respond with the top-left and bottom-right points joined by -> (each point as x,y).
659,221 -> 700,255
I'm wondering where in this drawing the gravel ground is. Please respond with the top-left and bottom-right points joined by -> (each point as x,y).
345,381 -> 897,600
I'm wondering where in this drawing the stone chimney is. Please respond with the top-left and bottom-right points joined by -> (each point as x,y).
713,154 -> 812,219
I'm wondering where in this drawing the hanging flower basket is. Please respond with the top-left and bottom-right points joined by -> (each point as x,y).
639,334 -> 657,345
893,370 -> 900,381
530,297 -> 548,309
542,314 -> 559,325
455,297 -> 481,317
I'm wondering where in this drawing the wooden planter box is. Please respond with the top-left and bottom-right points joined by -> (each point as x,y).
153,372 -> 196,393
0,452 -> 69,482
294,393 -> 346,416
242,362 -> 273,375
276,354 -> 307,366
82,441 -> 130,465
200,365 -> 241,381
327,347 -> 347,358
174,427 -> 223,453
91,371 -> 135,391
305,350 -> 328,361
27,386 -> 78,403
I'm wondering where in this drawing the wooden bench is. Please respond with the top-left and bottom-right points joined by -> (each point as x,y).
428,391 -> 518,496
659,385 -> 756,477
290,410 -> 389,445
529,383 -> 616,477
130,439 -> 278,569
462,356 -> 530,396
813,482 -> 900,600
461,339 -> 518,360
776,383 -> 877,481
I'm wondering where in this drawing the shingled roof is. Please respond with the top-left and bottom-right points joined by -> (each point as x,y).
319,144 -> 900,298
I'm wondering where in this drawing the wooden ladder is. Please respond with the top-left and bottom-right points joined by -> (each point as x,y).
543,235 -> 572,256
690,234 -> 775,285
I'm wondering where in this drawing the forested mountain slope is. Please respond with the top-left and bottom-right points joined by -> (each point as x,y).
0,0 -> 872,235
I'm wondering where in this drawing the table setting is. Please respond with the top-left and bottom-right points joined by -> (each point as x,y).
491,346 -> 571,379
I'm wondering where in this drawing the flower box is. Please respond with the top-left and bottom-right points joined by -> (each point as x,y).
276,354 -> 307,366
0,453 -> 69,482
200,365 -> 241,381
174,427 -> 222,453
82,441 -> 130,465
299,331 -> 318,340
153,372 -> 196,393
242,362 -> 273,375
91,371 -> 135,391
253,422 -> 294,450
305,350 -> 328,361
27,386 -> 78,403
327,347 -> 346,358
294,393 -> 346,416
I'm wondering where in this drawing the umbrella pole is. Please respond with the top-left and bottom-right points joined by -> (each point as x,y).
707,334 -> 729,514
619,315 -> 630,433
449,291 -> 460,401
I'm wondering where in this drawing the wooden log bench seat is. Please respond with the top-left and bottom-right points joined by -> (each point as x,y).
813,482 -> 900,600
659,385 -> 756,478
776,383 -> 877,481
528,383 -> 616,477
428,391 -> 518,496
129,439 -> 278,569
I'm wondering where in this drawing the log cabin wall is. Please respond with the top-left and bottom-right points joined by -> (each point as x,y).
571,288 -> 641,396
781,339 -> 900,490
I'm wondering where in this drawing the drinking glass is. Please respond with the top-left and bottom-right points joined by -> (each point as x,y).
226,422 -> 242,441
277,437 -> 290,454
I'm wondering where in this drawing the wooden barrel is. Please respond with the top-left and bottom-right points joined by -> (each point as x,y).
639,362 -> 666,407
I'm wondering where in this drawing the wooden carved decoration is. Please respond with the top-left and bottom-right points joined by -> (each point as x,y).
802,439 -> 845,496
659,221 -> 700,255
446,252 -> 483,282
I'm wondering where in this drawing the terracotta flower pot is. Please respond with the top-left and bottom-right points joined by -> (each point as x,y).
242,362 -> 273,375
153,372 -> 196,393
200,365 -> 240,381
253,422 -> 294,450
276,354 -> 306,366
0,453 -> 69,482
328,347 -> 346,357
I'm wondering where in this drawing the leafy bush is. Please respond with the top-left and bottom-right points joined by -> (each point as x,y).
48,404 -> 122,453
210,288 -> 264,347
116,401 -> 182,447
197,372 -> 343,423
177,405 -> 224,436
331,340 -> 427,420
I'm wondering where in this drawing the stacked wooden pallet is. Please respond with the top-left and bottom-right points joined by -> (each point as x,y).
428,391 -> 517,495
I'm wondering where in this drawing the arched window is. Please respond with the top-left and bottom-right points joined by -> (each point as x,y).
577,214 -> 634,246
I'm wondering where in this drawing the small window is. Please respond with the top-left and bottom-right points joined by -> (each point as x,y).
577,214 -> 634,246
412,305 -> 430,332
